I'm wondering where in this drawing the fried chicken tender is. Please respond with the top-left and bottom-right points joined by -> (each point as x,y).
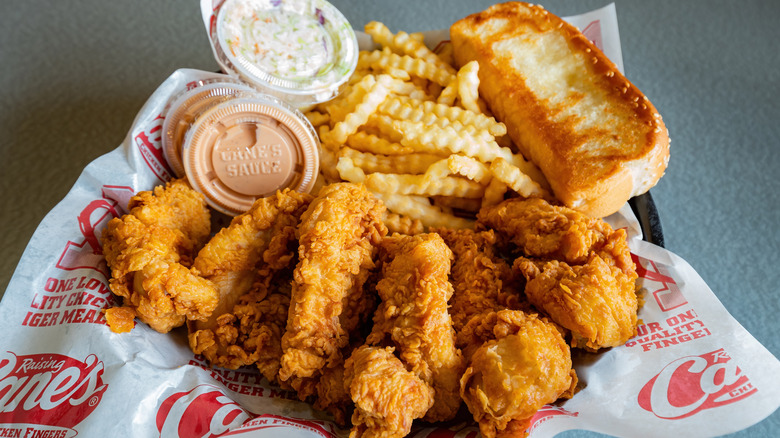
279,183 -> 388,398
344,346 -> 435,438
433,228 -> 523,334
459,310 -> 577,438
476,197 -> 620,265
102,178 -> 216,333
477,196 -> 639,350
368,233 -> 464,423
515,254 -> 639,350
188,189 -> 312,374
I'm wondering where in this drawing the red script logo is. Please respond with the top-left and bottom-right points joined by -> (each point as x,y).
156,385 -> 250,438
638,349 -> 756,419
0,351 -> 108,428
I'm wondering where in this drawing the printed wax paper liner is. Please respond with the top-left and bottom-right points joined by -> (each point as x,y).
0,3 -> 778,437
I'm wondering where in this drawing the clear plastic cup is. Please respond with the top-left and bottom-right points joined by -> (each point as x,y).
181,94 -> 320,216
161,79 -> 257,177
213,0 -> 359,108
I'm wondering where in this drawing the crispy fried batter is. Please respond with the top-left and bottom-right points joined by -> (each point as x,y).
368,233 -> 464,423
477,197 -> 618,264
102,178 -> 216,333
459,310 -> 577,438
279,183 -> 388,398
434,228 -> 524,334
345,345 -> 434,438
477,196 -> 639,351
515,254 -> 638,350
188,189 -> 312,375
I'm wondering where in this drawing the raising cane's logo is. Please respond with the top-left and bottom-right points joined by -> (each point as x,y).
0,351 -> 108,434
156,385 -> 251,438
156,385 -> 339,438
638,349 -> 756,419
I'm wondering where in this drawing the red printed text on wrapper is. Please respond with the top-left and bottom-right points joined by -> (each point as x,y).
22,186 -> 135,329
0,351 -> 108,437
527,405 -> 579,433
632,254 -> 687,312
623,254 -> 714,352
638,348 -> 756,419
56,185 -> 134,275
155,384 -> 338,438
582,20 -> 603,50
135,114 -> 174,182
156,384 -> 251,438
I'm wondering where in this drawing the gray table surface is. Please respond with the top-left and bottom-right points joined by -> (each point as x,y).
1,0 -> 778,436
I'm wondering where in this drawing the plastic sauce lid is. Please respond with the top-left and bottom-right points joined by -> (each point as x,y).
162,79 -> 257,177
182,95 -> 319,216
214,0 -> 358,107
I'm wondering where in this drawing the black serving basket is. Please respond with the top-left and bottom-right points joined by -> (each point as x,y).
629,191 -> 664,248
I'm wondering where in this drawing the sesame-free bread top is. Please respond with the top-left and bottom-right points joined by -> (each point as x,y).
450,2 -> 670,218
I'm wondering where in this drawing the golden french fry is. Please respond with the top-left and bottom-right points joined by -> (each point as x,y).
456,61 -> 482,114
489,157 -> 547,198
482,177 -> 508,208
509,154 -> 552,192
385,76 -> 425,96
304,110 -> 329,128
365,114 -> 405,142
431,195 -> 482,213
409,32 -> 425,43
435,41 -> 456,69
437,78 -> 459,106
382,210 -> 424,235
365,172 -> 485,198
420,155 -> 491,186
330,75 -> 394,144
357,48 -> 385,70
444,155 -> 492,184
335,156 -> 367,184
362,49 -> 455,87
325,73 -> 377,123
383,95 -> 505,137
393,120 -> 513,163
364,21 -> 455,74
340,147 -> 442,174
378,97 -> 494,141
345,131 -> 413,156
385,67 -> 411,81
371,192 -> 475,229
421,158 -> 452,181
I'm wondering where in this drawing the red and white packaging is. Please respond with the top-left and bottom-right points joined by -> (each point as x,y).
0,3 -> 777,437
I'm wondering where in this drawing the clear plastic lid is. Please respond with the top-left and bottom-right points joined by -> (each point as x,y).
162,79 -> 257,177
214,0 -> 358,107
181,94 -> 320,216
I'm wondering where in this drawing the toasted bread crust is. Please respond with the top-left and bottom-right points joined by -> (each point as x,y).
451,2 -> 669,217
